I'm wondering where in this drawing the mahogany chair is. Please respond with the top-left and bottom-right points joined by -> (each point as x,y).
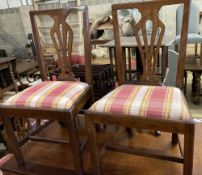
86,0 -> 195,175
0,6 -> 92,175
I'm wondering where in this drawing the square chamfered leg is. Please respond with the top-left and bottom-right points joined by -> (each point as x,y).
66,113 -> 83,175
183,123 -> 195,175
86,115 -> 101,175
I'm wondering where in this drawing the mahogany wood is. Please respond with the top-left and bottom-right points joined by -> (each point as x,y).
1,121 -> 202,175
0,6 -> 92,175
86,1 -> 194,175
101,30 -> 172,84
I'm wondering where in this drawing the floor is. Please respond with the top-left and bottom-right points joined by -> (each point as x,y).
1,121 -> 202,175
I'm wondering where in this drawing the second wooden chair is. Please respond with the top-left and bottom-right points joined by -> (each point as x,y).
86,0 -> 195,175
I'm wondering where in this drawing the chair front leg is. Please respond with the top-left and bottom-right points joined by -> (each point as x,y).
200,43 -> 202,65
66,113 -> 83,175
183,123 -> 195,175
86,116 -> 101,175
2,116 -> 24,165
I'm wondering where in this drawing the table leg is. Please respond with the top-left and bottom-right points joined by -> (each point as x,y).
0,71 -> 7,88
136,47 -> 143,73
162,46 -> 168,80
184,71 -> 187,95
128,48 -> 132,81
200,43 -> 202,65
195,43 -> 198,57
192,71 -> 201,104
122,48 -> 127,80
109,47 -> 114,73
8,62 -> 18,93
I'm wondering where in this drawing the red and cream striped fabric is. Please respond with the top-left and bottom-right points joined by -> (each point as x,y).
89,85 -> 191,120
4,81 -> 89,110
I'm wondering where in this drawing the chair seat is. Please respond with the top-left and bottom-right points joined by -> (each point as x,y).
3,81 -> 89,110
89,85 -> 191,120
174,33 -> 202,44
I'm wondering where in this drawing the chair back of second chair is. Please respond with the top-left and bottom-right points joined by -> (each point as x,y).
112,0 -> 191,88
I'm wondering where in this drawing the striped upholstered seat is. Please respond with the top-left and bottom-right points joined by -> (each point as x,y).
3,81 -> 89,110
89,85 -> 191,120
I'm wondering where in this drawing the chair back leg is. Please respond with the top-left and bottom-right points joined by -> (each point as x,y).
66,114 -> 83,175
183,123 -> 195,175
86,117 -> 101,175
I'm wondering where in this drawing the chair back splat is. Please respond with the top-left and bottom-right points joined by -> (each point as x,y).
112,0 -> 191,88
30,6 -> 92,85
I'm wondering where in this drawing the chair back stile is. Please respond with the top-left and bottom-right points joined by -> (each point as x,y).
29,6 -> 92,86
30,11 -> 47,81
112,0 -> 191,88
176,0 -> 190,87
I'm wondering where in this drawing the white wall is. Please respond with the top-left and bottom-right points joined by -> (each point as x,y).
88,1 -> 202,38
0,5 -> 34,56
161,0 -> 202,37
0,0 -> 202,56
0,0 -> 32,9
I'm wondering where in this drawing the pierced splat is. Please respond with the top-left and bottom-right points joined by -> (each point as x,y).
50,12 -> 75,81
131,6 -> 165,83
30,7 -> 92,84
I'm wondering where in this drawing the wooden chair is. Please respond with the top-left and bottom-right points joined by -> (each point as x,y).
0,6 -> 92,175
86,1 -> 195,175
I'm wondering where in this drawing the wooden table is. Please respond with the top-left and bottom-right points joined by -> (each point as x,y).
185,64 -> 202,104
0,57 -> 18,97
101,36 -> 173,81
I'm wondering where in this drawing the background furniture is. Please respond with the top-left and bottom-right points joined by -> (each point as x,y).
15,33 -> 39,90
0,6 -> 92,175
175,2 -> 202,65
86,1 -> 194,175
0,57 -> 18,98
185,64 -> 202,104
175,3 -> 202,104
50,64 -> 114,101
163,50 -> 179,86
15,57 -> 38,89
90,15 -> 113,48
101,36 -> 172,83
